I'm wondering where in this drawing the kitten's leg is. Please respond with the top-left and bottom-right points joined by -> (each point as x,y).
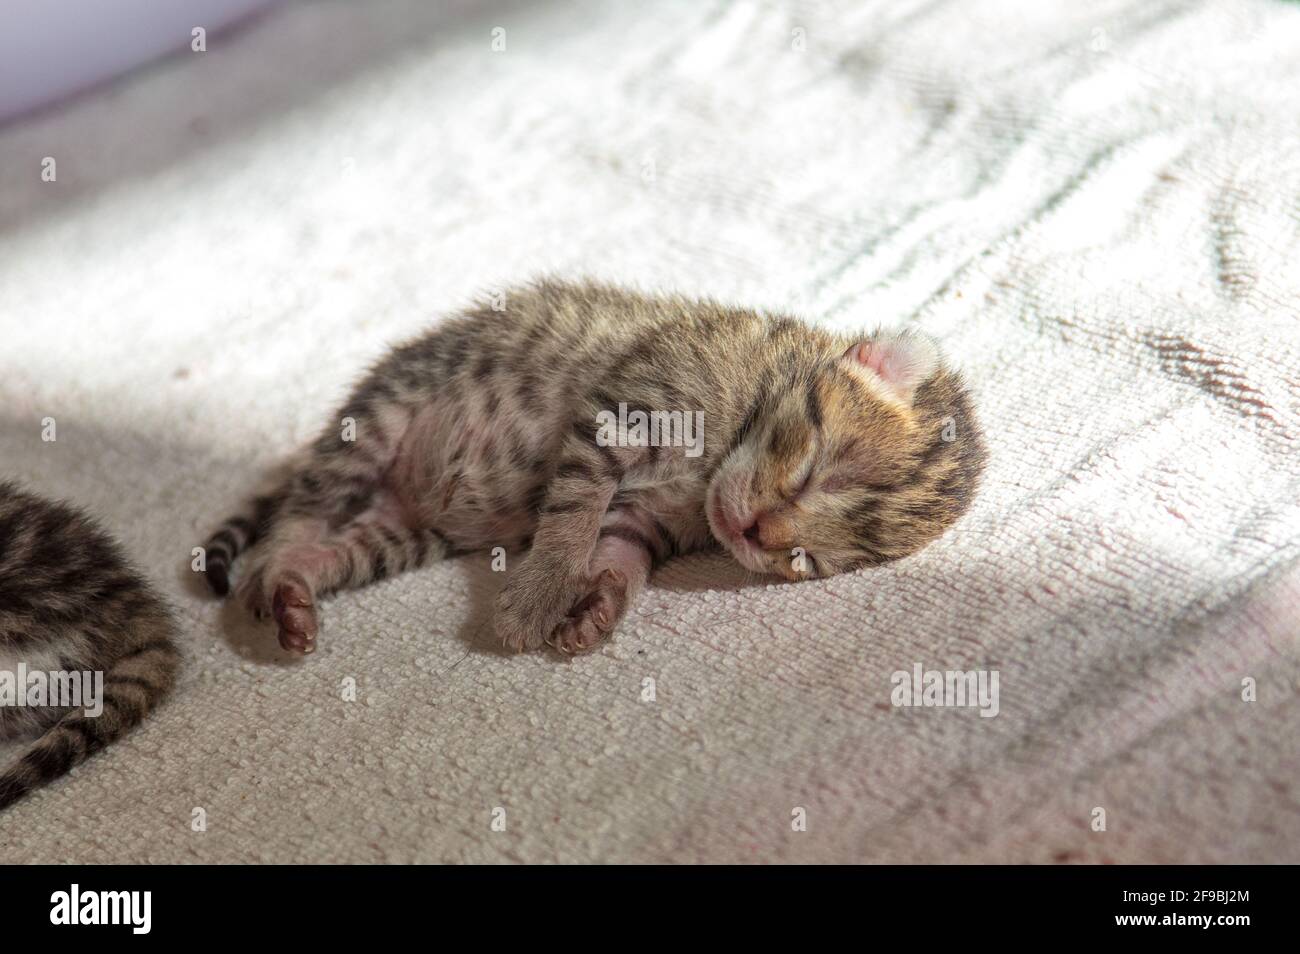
546,509 -> 665,654
204,398 -> 417,596
494,426 -> 628,652
238,496 -> 447,653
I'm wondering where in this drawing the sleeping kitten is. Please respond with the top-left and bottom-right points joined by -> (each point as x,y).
202,280 -> 985,655
0,481 -> 179,810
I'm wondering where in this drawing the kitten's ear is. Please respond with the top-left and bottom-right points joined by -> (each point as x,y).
841,331 -> 940,403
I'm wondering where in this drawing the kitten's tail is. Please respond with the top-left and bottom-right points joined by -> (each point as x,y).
202,460 -> 301,596
201,511 -> 257,597
201,489 -> 287,596
0,613 -> 179,812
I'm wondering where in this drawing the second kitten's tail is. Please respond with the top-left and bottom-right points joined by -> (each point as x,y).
0,614 -> 180,812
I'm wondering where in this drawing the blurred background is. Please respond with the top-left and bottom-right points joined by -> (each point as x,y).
0,0 -> 280,122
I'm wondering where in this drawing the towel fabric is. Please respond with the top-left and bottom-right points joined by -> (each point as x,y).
0,0 -> 1296,863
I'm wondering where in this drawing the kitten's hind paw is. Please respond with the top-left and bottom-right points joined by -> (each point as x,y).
547,568 -> 628,656
272,575 -> 318,654
235,569 -> 271,621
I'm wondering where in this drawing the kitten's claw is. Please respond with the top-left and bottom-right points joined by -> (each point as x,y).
494,590 -> 548,652
548,568 -> 628,656
272,576 -> 318,654
494,561 -> 585,652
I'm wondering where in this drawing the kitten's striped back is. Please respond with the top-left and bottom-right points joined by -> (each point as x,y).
0,481 -> 179,811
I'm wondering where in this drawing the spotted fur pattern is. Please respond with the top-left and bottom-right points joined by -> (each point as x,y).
202,280 -> 986,655
0,482 -> 179,810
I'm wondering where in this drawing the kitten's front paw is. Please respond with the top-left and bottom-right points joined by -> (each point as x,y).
494,562 -> 584,653
547,568 -> 628,655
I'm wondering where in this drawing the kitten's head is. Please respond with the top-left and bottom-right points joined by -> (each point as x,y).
705,330 -> 985,579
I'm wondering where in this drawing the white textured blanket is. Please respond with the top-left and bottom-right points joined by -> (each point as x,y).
0,0 -> 1297,863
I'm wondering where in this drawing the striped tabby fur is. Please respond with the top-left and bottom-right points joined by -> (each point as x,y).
0,481 -> 179,811
203,279 -> 986,655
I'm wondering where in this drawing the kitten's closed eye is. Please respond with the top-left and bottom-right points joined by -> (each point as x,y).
787,462 -> 815,500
